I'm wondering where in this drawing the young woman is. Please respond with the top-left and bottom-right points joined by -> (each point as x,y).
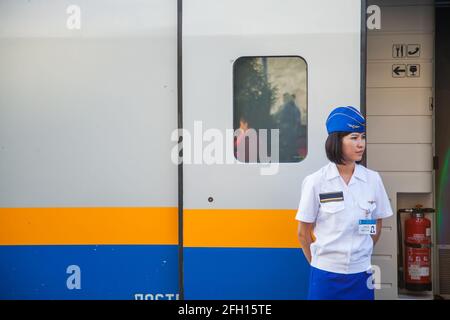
296,106 -> 393,300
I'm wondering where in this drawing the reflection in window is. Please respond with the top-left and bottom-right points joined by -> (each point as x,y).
233,56 -> 307,163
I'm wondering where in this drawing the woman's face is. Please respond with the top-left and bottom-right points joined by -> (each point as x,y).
342,132 -> 366,163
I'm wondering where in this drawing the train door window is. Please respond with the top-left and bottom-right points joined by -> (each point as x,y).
233,56 -> 307,163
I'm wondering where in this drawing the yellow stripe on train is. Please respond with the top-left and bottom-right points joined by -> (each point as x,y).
0,207 -> 178,245
184,209 -> 300,248
0,207 -> 301,248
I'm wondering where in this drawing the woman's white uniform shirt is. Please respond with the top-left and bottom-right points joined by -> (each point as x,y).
296,162 -> 393,274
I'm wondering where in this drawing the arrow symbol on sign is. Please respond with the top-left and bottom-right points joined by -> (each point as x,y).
393,66 -> 406,76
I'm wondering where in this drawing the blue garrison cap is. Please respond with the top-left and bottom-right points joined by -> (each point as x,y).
326,106 -> 366,134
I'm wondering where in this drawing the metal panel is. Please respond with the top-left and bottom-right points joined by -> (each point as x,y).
368,144 -> 433,171
367,116 -> 432,143
379,171 -> 433,193
368,34 -> 433,61
367,62 -> 433,88
367,88 -> 432,116
367,5 -> 434,33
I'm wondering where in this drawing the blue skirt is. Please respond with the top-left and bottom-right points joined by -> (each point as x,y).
308,266 -> 375,300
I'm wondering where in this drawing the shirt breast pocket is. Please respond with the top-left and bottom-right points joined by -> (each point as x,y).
320,201 -> 345,214
357,199 -> 377,219
318,201 -> 346,232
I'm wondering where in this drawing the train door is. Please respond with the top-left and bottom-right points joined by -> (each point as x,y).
181,0 -> 365,299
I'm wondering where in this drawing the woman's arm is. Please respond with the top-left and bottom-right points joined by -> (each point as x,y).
298,221 -> 314,264
371,219 -> 383,246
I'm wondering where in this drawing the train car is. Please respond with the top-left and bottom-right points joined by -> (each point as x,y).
0,0 -> 449,300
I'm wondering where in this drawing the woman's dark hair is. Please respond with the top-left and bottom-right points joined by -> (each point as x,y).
325,132 -> 363,165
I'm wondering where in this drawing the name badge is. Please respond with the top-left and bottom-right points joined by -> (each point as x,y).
358,219 -> 377,235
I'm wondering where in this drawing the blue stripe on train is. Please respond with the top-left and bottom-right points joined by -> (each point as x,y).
184,247 -> 310,300
0,245 -> 179,300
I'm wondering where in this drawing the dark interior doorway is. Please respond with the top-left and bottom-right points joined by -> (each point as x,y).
435,2 -> 450,296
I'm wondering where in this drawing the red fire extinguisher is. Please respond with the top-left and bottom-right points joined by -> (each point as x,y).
403,207 -> 433,291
